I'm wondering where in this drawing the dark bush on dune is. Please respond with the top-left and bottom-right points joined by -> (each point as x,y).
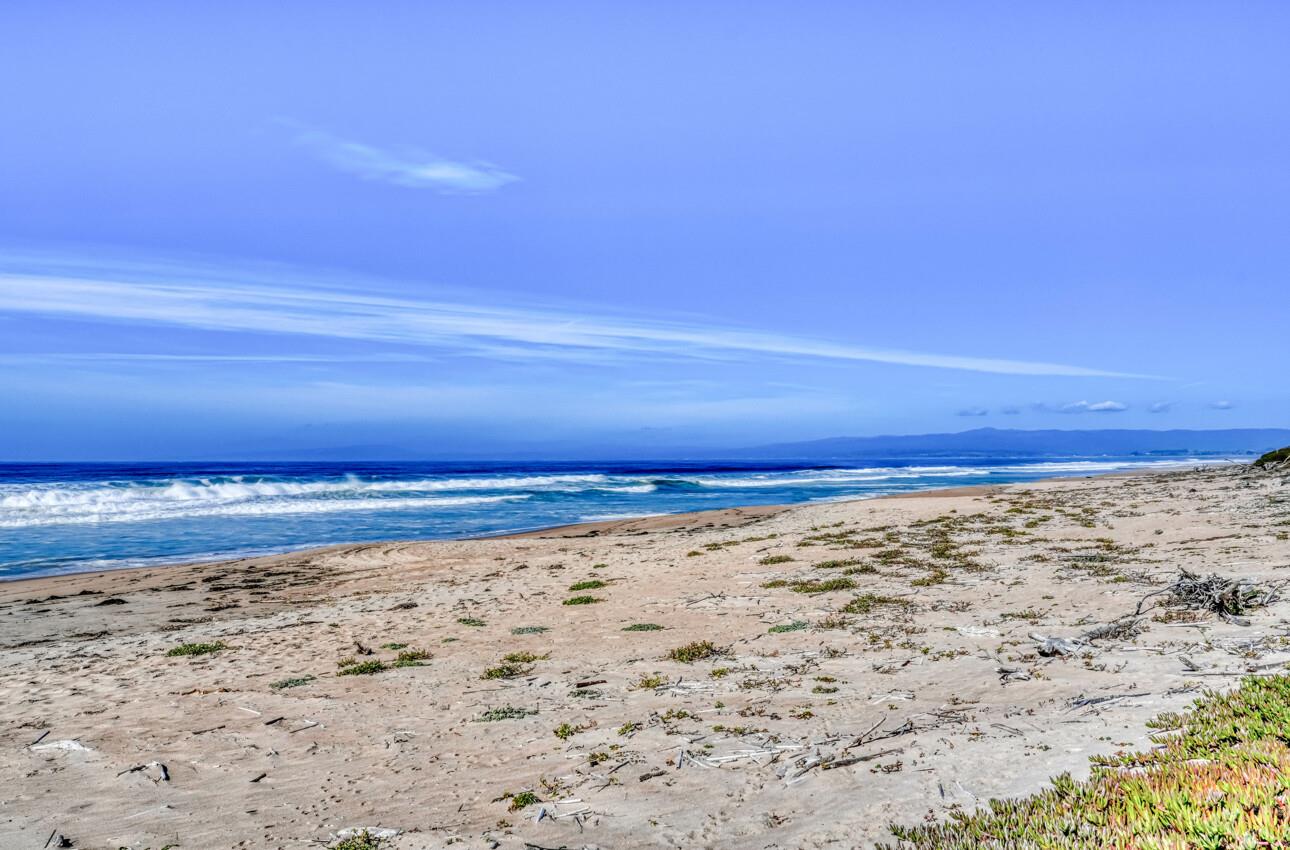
1253,445 -> 1290,468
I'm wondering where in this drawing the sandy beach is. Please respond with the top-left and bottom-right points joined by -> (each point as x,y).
3,462 -> 1289,849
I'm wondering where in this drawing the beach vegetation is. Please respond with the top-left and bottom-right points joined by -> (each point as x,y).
623,622 -> 664,631
337,659 -> 387,676
507,790 -> 540,811
1254,445 -> 1290,468
562,595 -> 601,605
668,640 -> 725,663
270,675 -> 315,690
816,613 -> 853,630
478,706 -> 536,722
332,831 -> 385,850
632,673 -> 667,689
166,641 -> 227,657
510,625 -> 548,634
379,642 -> 407,650
553,722 -> 583,740
481,662 -> 531,679
883,674 -> 1290,848
767,621 -> 808,633
910,568 -> 949,586
457,616 -> 486,627
999,609 -> 1044,623
790,576 -> 856,593
759,554 -> 794,565
568,579 -> 606,591
815,558 -> 864,569
393,648 -> 431,667
501,650 -> 547,664
842,594 -> 912,615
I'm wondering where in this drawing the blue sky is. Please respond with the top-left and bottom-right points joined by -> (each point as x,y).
1,1 -> 1288,459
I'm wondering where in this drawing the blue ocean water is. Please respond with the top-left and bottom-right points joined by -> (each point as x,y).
0,457 -> 1210,580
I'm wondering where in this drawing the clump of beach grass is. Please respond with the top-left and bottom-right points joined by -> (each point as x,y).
553,722 -> 585,740
337,659 -> 387,676
632,673 -> 667,690
562,595 -> 601,605
668,640 -> 725,663
815,558 -> 864,569
768,621 -> 808,634
510,625 -> 549,634
393,648 -> 431,667
457,616 -> 486,627
333,831 -> 385,850
478,706 -> 537,722
502,650 -> 547,664
270,675 -> 315,690
789,577 -> 857,594
481,662 -> 530,680
568,579 -> 606,591
759,554 -> 795,565
508,790 -> 540,811
166,641 -> 227,657
842,594 -> 912,615
622,622 -> 664,632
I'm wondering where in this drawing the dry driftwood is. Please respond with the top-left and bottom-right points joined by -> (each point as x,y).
1164,569 -> 1283,616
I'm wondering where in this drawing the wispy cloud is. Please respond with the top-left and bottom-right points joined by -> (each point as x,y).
0,264 -> 1159,378
1148,401 -> 1172,413
291,126 -> 519,194
956,406 -> 989,417
1047,400 -> 1129,414
1210,399 -> 1235,410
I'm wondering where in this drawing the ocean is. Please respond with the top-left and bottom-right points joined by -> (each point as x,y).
0,457 -> 1218,580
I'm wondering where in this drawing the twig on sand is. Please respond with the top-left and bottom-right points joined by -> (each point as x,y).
821,747 -> 904,770
1066,692 -> 1151,713
117,761 -> 170,782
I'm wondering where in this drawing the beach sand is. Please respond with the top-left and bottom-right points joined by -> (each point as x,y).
3,463 -> 1288,849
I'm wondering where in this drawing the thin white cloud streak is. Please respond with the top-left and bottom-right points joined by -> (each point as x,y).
1052,399 -> 1129,413
0,272 -> 1157,378
0,353 -> 434,365
293,128 -> 519,193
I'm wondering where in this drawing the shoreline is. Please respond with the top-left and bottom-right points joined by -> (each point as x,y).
0,462 -> 1217,587
3,462 -> 1288,848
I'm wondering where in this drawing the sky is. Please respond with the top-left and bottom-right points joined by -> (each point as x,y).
1,1 -> 1288,460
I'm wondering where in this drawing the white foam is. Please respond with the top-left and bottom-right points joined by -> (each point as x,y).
0,459 -> 1223,530
0,493 -> 528,528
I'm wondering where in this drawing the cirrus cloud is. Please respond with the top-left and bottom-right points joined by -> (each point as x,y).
1042,399 -> 1129,414
0,260 -> 1163,379
291,125 -> 519,194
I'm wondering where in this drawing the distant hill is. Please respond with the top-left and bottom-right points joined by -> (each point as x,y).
732,428 -> 1290,459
